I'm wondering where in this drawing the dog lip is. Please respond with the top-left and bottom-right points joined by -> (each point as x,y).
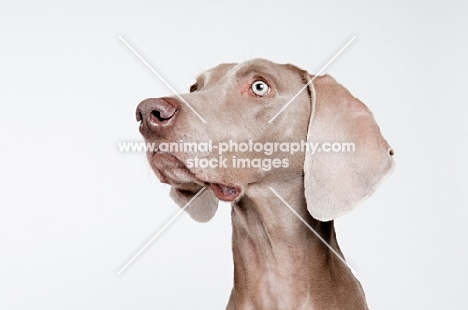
152,152 -> 242,200
210,183 -> 241,201
152,151 -> 184,166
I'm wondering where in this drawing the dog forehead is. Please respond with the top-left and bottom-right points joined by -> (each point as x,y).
231,59 -> 292,79
197,63 -> 237,86
200,59 -> 302,91
201,59 -> 287,79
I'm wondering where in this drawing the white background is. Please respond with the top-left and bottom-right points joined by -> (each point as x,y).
1,1 -> 467,309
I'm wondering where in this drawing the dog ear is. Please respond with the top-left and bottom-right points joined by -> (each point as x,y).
170,186 -> 219,222
304,74 -> 394,221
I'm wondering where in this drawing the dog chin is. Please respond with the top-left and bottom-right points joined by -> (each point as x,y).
150,152 -> 242,201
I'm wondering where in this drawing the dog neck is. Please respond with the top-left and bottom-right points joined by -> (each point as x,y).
226,181 -> 368,310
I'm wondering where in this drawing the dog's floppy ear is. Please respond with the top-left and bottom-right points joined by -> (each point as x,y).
170,186 -> 219,222
304,75 -> 394,221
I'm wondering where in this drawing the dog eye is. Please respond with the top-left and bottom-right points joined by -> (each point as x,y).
251,80 -> 270,97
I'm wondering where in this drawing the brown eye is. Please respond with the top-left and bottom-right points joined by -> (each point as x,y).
251,80 -> 270,97
189,83 -> 198,92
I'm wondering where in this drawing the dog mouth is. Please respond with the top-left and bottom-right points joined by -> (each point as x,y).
209,183 -> 241,201
151,151 -> 241,201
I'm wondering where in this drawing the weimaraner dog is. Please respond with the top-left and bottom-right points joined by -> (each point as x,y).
136,59 -> 394,309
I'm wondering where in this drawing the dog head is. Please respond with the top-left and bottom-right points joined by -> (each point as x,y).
136,59 -> 394,222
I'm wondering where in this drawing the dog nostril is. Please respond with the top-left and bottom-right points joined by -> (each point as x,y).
136,110 -> 143,122
136,98 -> 178,128
151,109 -> 175,122
152,110 -> 163,121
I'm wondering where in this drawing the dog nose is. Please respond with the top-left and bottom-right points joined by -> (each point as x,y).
136,98 -> 178,134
